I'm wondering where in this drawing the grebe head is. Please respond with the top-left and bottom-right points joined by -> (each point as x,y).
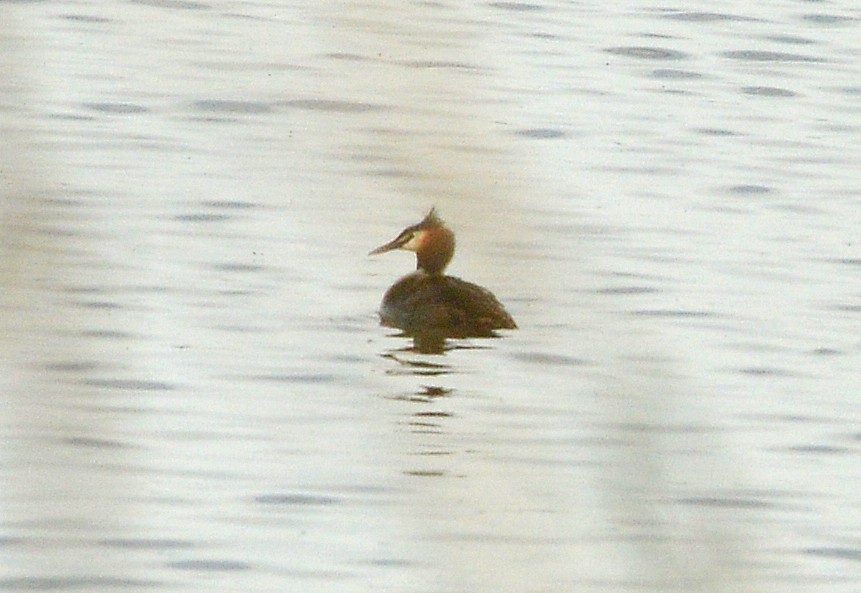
369,208 -> 456,275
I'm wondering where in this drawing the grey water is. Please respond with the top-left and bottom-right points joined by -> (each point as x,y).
1,1 -> 859,592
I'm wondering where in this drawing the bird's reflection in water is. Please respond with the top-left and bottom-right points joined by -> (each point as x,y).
381,340 -> 451,376
388,386 -> 455,459
412,331 -> 447,355
384,384 -> 454,403
382,330 -> 500,359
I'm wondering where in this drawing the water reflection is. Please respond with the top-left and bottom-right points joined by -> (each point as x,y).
386,385 -> 454,403
381,343 -> 453,371
381,330 -> 512,355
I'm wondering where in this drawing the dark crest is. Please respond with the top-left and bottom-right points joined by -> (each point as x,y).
417,207 -> 444,230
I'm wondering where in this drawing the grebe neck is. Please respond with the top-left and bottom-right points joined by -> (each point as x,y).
416,226 -> 455,275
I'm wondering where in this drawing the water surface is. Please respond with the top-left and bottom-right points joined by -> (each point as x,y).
1,1 -> 860,592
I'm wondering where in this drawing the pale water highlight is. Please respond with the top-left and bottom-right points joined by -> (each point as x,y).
1,2 -> 859,592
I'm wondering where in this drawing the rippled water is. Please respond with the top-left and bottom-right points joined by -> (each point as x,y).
1,1 -> 859,592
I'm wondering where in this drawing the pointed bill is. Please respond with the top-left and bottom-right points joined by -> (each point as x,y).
368,236 -> 405,256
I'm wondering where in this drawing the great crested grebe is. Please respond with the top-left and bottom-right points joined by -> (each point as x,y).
369,208 -> 517,338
